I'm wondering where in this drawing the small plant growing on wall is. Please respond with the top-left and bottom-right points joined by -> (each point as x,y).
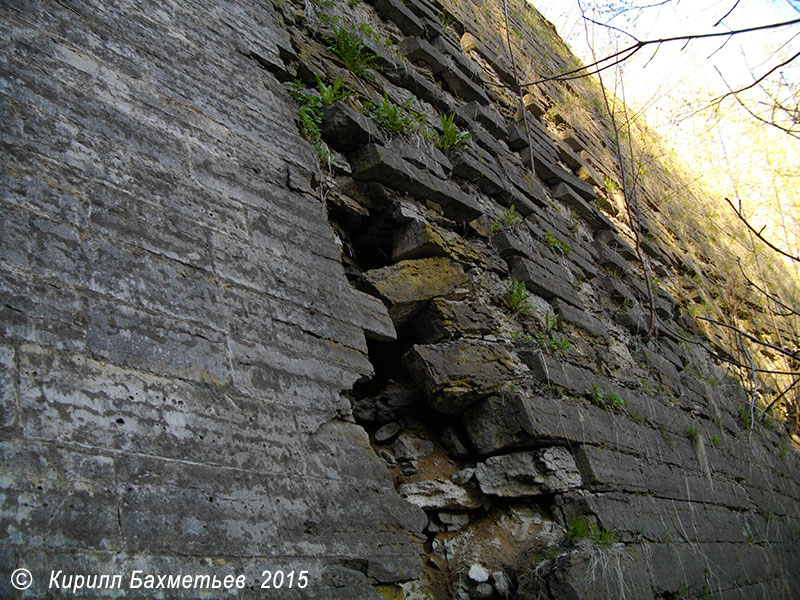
535,315 -> 570,355
286,76 -> 350,168
316,77 -> 351,106
565,515 -> 617,547
737,404 -> 753,431
327,22 -> 380,77
507,279 -> 533,315
536,333 -> 571,356
603,174 -> 621,193
489,205 -> 523,235
542,231 -> 572,257
368,94 -> 425,137
586,384 -> 627,412
432,112 -> 471,154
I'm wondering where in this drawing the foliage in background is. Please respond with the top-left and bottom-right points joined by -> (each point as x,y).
473,0 -> 800,433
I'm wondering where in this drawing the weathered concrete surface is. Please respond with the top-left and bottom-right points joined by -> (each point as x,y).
0,1 -> 423,596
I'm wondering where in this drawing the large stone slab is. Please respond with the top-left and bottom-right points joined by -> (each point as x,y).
551,182 -> 613,232
451,147 -> 508,198
413,298 -> 497,343
508,255 -> 585,309
460,31 -> 518,88
574,445 -> 649,492
383,55 -> 455,114
392,218 -> 466,262
398,479 -> 483,510
400,37 -> 489,103
518,544 -> 654,600
363,257 -> 469,326
517,351 -> 597,396
403,339 -> 521,413
321,102 -> 386,150
551,299 -> 609,341
351,143 -> 483,222
371,0 -> 429,37
475,447 -> 582,497
352,289 -> 398,342
462,391 -> 668,459
457,100 -> 508,139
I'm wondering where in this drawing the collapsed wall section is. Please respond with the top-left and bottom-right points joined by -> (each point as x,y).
263,0 -> 799,597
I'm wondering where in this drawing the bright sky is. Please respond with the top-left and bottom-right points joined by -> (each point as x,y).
537,0 -> 800,114
536,0 -> 800,270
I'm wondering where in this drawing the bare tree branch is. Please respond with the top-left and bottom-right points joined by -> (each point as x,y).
584,16 -> 639,41
658,319 -> 800,375
715,0 -> 742,27
761,377 -> 800,420
725,197 -> 800,262
712,49 -> 800,105
715,71 -> 800,140
492,17 -> 800,89
697,316 -> 800,360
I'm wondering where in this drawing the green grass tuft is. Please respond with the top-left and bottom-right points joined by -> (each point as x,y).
586,384 -> 627,412
286,76 -> 350,168
566,516 -> 617,547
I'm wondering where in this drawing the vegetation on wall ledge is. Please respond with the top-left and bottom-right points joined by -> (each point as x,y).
286,76 -> 350,168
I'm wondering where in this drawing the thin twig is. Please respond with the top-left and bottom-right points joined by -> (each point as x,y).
711,50 -> 800,105
696,316 -> 800,360
737,260 -> 800,318
714,0 -> 742,27
657,319 -> 800,375
502,0 -> 535,173
482,18 -> 800,90
719,78 -> 800,139
725,197 -> 800,262
761,377 -> 800,421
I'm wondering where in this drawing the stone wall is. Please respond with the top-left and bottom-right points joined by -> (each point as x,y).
0,1 -> 423,597
1,0 -> 799,599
